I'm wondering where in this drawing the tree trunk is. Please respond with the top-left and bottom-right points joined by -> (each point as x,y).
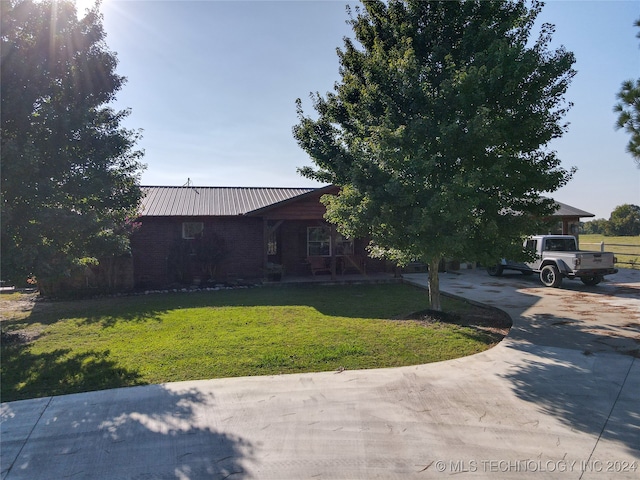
428,257 -> 441,311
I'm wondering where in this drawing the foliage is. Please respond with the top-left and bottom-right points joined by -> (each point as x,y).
614,17 -> 640,167
293,0 -> 575,309
615,78 -> 640,166
581,204 -> 640,236
0,284 -> 503,401
608,204 -> 640,236
167,231 -> 227,284
1,0 -> 145,288
193,231 -> 227,279
580,218 -> 609,235
166,238 -> 193,284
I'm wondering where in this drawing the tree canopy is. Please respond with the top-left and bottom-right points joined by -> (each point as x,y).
581,218 -> 608,235
614,17 -> 640,167
293,0 -> 575,309
1,0 -> 145,289
581,204 -> 640,236
608,204 -> 640,236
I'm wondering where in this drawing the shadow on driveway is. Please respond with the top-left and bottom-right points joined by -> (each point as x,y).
1,384 -> 254,480
408,269 -> 640,456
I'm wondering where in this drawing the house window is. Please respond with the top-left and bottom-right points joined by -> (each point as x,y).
267,230 -> 277,255
182,222 -> 204,239
307,226 -> 331,256
569,222 -> 579,235
307,226 -> 354,256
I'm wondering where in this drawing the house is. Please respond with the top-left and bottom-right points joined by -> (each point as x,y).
130,185 -> 387,288
131,185 -> 595,288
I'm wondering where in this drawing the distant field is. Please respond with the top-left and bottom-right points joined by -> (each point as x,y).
579,234 -> 640,269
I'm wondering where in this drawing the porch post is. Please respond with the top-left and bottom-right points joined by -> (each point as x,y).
330,224 -> 337,280
263,218 -> 269,280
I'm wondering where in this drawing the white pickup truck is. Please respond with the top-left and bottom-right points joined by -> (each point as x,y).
487,235 -> 618,287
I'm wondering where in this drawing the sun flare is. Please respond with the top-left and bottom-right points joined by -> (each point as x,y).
74,0 -> 100,18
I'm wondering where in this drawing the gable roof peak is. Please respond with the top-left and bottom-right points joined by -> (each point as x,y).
139,185 -> 332,217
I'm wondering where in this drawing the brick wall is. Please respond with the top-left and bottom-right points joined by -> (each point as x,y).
131,216 -> 264,288
214,216 -> 264,281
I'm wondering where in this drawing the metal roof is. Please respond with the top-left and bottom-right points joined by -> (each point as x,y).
553,201 -> 594,218
139,186 -> 595,219
139,186 -> 317,216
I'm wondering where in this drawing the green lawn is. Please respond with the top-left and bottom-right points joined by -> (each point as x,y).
580,234 -> 640,268
0,284 -> 502,402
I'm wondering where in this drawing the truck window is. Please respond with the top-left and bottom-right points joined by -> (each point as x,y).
544,238 -> 577,252
525,239 -> 537,253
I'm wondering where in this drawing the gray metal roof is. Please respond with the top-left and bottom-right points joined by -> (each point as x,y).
139,186 -> 317,216
553,201 -> 594,218
139,186 -> 595,219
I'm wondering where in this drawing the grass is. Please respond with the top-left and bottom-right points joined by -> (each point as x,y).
580,234 -> 640,268
0,284 -> 502,402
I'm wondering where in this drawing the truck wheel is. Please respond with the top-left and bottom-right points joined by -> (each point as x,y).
486,265 -> 503,277
581,276 -> 602,286
540,265 -> 562,287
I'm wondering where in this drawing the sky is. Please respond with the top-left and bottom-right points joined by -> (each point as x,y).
91,0 -> 640,220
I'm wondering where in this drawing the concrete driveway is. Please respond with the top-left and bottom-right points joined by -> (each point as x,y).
1,269 -> 639,479
408,268 -> 640,358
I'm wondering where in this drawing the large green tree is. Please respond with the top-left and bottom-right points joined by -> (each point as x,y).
614,18 -> 640,167
293,0 -> 575,309
607,204 -> 640,236
1,0 -> 145,289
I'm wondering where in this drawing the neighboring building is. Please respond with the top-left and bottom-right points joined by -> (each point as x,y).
548,201 -> 595,237
131,185 -> 595,288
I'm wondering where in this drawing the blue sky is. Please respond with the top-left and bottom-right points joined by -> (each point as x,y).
96,0 -> 640,220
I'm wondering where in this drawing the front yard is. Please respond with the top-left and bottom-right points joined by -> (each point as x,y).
1,283 -> 509,402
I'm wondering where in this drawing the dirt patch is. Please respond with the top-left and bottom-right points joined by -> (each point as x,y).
0,291 -> 39,322
1,291 -> 45,346
1,328 -> 42,345
403,302 -> 512,338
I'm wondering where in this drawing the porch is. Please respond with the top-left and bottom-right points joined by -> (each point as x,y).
262,218 -> 391,279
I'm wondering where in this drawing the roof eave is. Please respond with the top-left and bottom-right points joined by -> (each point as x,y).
244,184 -> 338,216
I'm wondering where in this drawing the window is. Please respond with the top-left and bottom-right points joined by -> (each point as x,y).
307,226 -> 331,256
307,226 -> 354,256
182,222 -> 203,239
525,239 -> 537,253
544,237 -> 576,252
267,230 -> 277,255
569,222 -> 579,235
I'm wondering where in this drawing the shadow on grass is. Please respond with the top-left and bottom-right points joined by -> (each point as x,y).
6,283 -> 439,330
0,284 -> 469,401
1,385 -> 254,479
0,344 -> 147,402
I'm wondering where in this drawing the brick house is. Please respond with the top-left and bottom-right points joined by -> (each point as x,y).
131,185 -> 387,288
131,185 -> 595,288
